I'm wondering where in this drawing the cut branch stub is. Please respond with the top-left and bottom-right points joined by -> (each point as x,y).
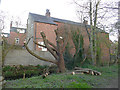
41,32 -> 46,38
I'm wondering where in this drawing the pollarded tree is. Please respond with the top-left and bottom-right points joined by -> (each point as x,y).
24,27 -> 68,73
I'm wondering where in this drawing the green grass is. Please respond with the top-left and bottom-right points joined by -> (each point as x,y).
4,74 -> 92,88
4,64 -> 118,88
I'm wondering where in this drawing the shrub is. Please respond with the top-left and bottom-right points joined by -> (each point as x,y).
49,65 -> 58,74
64,43 -> 74,70
3,65 -> 57,80
3,66 -> 11,72
64,30 -> 86,69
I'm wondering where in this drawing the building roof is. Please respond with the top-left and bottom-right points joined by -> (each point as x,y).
10,27 -> 26,33
29,13 -> 57,25
29,12 -> 84,26
51,17 -> 82,25
29,12 -> 109,34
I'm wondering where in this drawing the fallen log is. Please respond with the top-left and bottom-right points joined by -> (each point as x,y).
74,67 -> 101,76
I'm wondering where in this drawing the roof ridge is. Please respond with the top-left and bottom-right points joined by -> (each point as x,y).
29,12 -> 82,25
51,17 -> 81,24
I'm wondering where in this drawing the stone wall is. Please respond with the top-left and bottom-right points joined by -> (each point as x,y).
4,50 -> 55,66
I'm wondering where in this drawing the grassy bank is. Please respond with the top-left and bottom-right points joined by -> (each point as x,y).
4,64 -> 118,88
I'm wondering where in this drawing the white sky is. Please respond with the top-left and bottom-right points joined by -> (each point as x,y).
0,0 -> 119,41
0,0 -> 78,25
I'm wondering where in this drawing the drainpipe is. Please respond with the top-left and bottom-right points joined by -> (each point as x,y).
34,23 -> 37,50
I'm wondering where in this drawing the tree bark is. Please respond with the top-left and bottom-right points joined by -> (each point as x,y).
89,0 -> 100,65
90,1 -> 95,65
57,53 -> 66,73
56,30 -> 66,73
93,0 -> 100,65
58,44 -> 66,72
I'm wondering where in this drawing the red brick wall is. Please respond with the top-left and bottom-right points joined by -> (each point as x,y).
35,21 -> 90,55
34,22 -> 57,51
8,32 -> 26,46
34,21 -> 110,62
54,22 -> 90,55
97,32 -> 110,65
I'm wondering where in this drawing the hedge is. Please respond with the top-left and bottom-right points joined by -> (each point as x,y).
3,65 -> 57,80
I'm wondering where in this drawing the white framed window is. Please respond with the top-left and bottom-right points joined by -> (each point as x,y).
1,34 -> 8,37
38,42 -> 47,51
17,29 -> 25,33
15,38 -> 19,44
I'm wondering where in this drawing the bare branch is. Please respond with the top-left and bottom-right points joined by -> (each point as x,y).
40,32 -> 59,60
73,0 -> 90,9
26,37 -> 32,45
33,40 -> 58,53
33,40 -> 46,48
4,42 -> 15,57
47,40 -> 57,50
24,38 -> 58,65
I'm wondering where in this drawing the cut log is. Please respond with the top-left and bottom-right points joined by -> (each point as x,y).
74,67 -> 101,76
74,67 -> 92,71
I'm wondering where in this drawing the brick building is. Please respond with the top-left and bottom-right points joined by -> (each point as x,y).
27,9 -> 110,64
8,22 -> 26,46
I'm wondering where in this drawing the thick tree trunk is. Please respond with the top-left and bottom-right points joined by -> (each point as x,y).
89,0 -> 100,65
57,53 -> 66,73
93,1 -> 100,65
90,1 -> 95,65
56,34 -> 66,73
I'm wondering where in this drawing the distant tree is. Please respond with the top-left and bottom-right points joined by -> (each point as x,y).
115,1 -> 120,63
0,10 -> 6,32
74,0 -> 118,65
10,16 -> 22,28
117,1 -> 120,64
74,0 -> 101,65
1,14 -> 25,66
2,36 -> 15,67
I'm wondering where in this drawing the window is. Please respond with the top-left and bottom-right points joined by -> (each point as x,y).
38,42 -> 47,51
17,29 -> 25,33
15,38 -> 19,44
1,34 -> 8,37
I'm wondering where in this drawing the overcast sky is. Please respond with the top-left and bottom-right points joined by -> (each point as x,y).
0,0 -> 78,24
0,0 -> 119,41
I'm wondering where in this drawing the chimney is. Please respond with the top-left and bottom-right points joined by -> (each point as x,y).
45,9 -> 50,17
10,21 -> 13,28
83,20 -> 88,25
